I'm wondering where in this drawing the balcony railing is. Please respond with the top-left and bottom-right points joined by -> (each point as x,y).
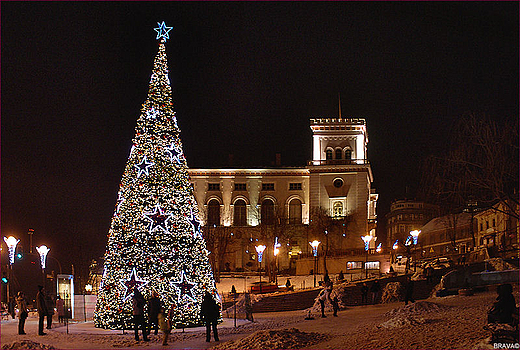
308,159 -> 369,166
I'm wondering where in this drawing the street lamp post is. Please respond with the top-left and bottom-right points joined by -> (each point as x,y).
273,237 -> 281,285
36,245 -> 50,287
361,235 -> 373,279
255,245 -> 266,293
309,240 -> 320,287
3,236 -> 20,306
410,230 -> 421,272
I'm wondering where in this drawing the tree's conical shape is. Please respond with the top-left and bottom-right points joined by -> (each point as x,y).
93,38 -> 218,329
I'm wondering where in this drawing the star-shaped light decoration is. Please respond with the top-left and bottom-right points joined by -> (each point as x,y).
187,209 -> 202,238
120,268 -> 149,301
154,21 -> 173,40
134,155 -> 154,178
116,193 -> 125,215
144,204 -> 172,233
165,142 -> 185,165
146,106 -> 160,120
170,270 -> 197,303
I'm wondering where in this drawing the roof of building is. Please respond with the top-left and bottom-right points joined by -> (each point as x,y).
421,212 -> 472,233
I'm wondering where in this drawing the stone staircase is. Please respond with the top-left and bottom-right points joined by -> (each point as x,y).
252,288 -> 322,313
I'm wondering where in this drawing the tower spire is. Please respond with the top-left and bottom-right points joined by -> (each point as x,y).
338,92 -> 342,119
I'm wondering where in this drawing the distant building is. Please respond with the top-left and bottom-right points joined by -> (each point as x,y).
385,199 -> 438,249
418,212 -> 475,258
475,201 -> 519,258
188,118 -> 379,274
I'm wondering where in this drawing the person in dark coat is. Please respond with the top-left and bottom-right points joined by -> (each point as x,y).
16,291 -> 28,335
361,283 -> 368,305
36,285 -> 48,335
404,276 -> 415,305
338,270 -> 344,281
332,296 -> 339,317
44,293 -> 55,329
244,292 -> 254,322
200,292 -> 219,342
147,291 -> 161,335
370,280 -> 381,304
132,288 -> 149,342
488,283 -> 518,324
56,295 -> 65,323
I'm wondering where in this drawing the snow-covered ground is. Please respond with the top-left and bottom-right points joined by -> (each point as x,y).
1,282 -> 517,349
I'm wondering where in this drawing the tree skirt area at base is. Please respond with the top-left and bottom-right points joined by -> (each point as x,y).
211,328 -> 329,349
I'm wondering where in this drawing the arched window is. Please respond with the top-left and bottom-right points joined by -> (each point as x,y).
326,149 -> 333,160
261,199 -> 275,225
233,199 -> 247,226
335,148 -> 342,159
345,149 -> 352,159
333,201 -> 343,217
289,199 -> 302,224
208,199 -> 220,226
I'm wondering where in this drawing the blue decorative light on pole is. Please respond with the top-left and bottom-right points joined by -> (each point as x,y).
255,245 -> 266,293
309,240 -> 320,287
361,235 -> 373,279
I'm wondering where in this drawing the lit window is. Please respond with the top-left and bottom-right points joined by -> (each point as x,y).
333,202 -> 343,217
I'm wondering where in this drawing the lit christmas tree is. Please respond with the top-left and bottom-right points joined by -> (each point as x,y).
94,22 -> 218,329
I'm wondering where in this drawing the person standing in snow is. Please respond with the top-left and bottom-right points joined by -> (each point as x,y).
44,293 -> 55,329
147,291 -> 161,335
361,283 -> 368,305
132,288 -> 149,342
487,283 -> 518,324
332,296 -> 339,317
200,292 -> 220,342
36,285 -> 48,335
370,280 -> 381,304
16,291 -> 28,335
404,276 -> 415,305
244,292 -> 254,322
56,295 -> 65,324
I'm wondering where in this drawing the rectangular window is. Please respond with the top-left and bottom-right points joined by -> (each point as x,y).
346,261 -> 363,270
289,183 -> 302,190
234,183 -> 246,191
365,261 -> 380,270
262,183 -> 275,191
208,183 -> 220,191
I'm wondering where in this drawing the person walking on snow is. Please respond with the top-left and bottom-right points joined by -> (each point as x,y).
404,276 -> 415,305
132,288 -> 149,342
200,292 -> 220,342
16,291 -> 28,335
147,291 -> 161,335
36,285 -> 48,335
370,280 -> 381,304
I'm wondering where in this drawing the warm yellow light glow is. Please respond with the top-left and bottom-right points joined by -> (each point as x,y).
274,248 -> 279,256
309,240 -> 321,249
85,284 -> 93,292
410,230 -> 421,238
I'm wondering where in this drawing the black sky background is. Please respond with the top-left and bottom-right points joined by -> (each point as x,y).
1,2 -> 518,274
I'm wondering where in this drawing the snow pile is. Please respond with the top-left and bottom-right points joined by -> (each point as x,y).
380,282 -> 402,303
222,293 -> 265,316
211,328 -> 328,349
380,301 -> 452,329
487,258 -> 516,271
1,340 -> 56,350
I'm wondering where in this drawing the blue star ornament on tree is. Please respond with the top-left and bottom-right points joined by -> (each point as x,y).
154,21 -> 173,40
120,268 -> 148,301
144,205 -> 172,233
135,155 -> 154,178
171,270 -> 197,303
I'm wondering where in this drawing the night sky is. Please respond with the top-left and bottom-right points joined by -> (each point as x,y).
2,2 -> 518,273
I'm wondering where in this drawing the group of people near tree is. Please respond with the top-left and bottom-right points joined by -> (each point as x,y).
15,285 -> 66,335
131,287 -> 220,345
